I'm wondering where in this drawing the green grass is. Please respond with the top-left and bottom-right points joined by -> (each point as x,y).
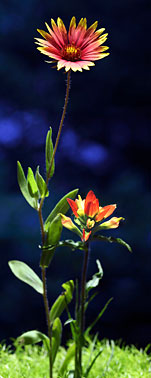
0,339 -> 151,378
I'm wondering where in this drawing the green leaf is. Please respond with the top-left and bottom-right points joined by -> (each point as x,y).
52,317 -> 62,364
44,189 -> 79,228
35,166 -> 49,198
86,259 -> 103,294
17,330 -> 49,351
40,245 -> 55,269
85,292 -> 98,313
58,343 -> 75,376
27,167 -> 39,199
46,214 -> 62,246
40,215 -> 62,268
85,297 -> 113,336
8,260 -> 43,294
92,235 -> 132,252
50,280 -> 74,323
84,349 -> 103,377
17,161 -> 37,209
45,127 -> 55,180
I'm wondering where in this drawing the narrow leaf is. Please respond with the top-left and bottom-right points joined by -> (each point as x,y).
85,297 -> 113,336
35,166 -> 49,198
84,349 -> 103,377
85,292 -> 98,312
8,260 -> 43,294
52,317 -> 62,364
50,280 -> 74,323
17,161 -> 36,209
44,189 -> 79,228
45,127 -> 55,179
92,235 -> 132,252
27,167 -> 39,199
59,343 -> 75,376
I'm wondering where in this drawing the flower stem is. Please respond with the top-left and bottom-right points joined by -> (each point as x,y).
78,242 -> 90,374
38,70 -> 71,378
41,266 -> 53,378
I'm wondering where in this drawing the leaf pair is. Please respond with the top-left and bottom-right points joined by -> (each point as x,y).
17,127 -> 54,210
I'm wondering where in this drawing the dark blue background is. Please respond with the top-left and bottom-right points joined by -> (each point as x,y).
0,0 -> 150,348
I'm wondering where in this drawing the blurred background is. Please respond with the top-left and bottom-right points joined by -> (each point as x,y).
0,0 -> 150,349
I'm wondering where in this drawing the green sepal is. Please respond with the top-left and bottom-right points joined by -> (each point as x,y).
44,189 -> 79,228
52,317 -> 62,364
8,260 -> 43,294
35,166 -> 49,198
17,330 -> 49,352
50,280 -> 74,323
17,161 -> 37,209
92,235 -> 132,252
86,259 -> 103,294
40,214 -> 62,268
45,127 -> 55,180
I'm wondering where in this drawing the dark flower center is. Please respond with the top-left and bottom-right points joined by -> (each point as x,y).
61,44 -> 81,61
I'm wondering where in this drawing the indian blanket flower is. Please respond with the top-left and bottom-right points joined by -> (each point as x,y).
61,190 -> 123,242
35,17 -> 109,72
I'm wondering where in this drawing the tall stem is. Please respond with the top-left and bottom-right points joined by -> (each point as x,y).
78,242 -> 90,374
38,70 -> 71,378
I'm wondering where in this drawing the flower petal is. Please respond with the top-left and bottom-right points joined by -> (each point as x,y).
60,214 -> 82,237
96,204 -> 116,222
57,17 -> 68,44
102,204 -> 117,218
67,198 -> 79,217
85,190 -> 97,202
99,217 -> 124,229
84,190 -> 99,217
37,47 -> 61,60
82,229 -> 91,242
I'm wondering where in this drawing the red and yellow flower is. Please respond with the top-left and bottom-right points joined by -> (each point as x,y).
61,190 -> 123,242
35,17 -> 109,72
